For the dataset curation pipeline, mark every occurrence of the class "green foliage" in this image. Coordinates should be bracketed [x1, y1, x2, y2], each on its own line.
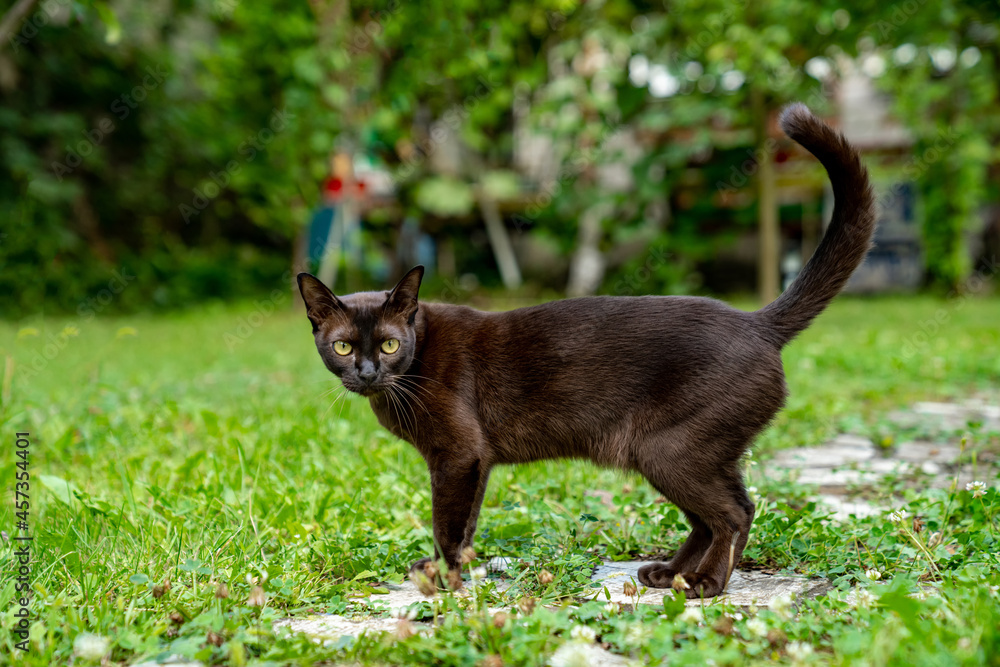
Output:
[872, 2, 1000, 290]
[2, 0, 998, 311]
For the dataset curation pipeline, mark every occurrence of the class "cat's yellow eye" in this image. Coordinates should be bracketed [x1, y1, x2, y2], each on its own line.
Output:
[381, 338, 400, 354]
[333, 341, 352, 356]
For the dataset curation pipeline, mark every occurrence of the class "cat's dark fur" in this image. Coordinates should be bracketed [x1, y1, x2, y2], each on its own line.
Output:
[297, 104, 876, 597]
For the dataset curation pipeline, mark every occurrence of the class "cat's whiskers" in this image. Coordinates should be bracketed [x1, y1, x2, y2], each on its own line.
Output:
[318, 384, 344, 400]
[393, 382, 434, 408]
[321, 386, 349, 421]
[385, 384, 417, 437]
[393, 380, 435, 401]
[392, 376, 437, 417]
[396, 372, 443, 389]
[389, 379, 431, 418]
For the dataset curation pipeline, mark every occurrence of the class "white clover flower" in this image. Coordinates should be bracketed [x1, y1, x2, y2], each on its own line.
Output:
[865, 569, 882, 581]
[887, 510, 907, 523]
[625, 623, 652, 645]
[678, 606, 703, 624]
[771, 594, 794, 620]
[746, 617, 768, 638]
[786, 640, 814, 662]
[603, 602, 618, 615]
[392, 605, 417, 621]
[73, 633, 110, 660]
[470, 566, 487, 581]
[549, 642, 596, 667]
[569, 625, 597, 643]
[853, 588, 876, 608]
[967, 481, 987, 499]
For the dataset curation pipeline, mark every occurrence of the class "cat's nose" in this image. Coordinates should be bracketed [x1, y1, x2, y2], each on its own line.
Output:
[358, 360, 378, 385]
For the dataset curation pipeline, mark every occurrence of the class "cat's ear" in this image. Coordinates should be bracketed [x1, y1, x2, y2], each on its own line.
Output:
[386, 265, 424, 324]
[297, 273, 344, 331]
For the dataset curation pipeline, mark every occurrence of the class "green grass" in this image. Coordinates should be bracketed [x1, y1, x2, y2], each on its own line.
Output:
[1, 295, 999, 665]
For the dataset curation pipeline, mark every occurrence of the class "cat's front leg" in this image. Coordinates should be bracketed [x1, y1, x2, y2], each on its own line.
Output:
[410, 456, 487, 590]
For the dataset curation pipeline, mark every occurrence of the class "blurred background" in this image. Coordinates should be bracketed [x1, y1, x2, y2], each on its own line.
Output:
[1, 0, 998, 317]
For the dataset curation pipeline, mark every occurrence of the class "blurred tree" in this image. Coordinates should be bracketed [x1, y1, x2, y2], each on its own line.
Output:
[867, 1, 999, 290]
[630, 1, 869, 303]
[1, 0, 996, 316]
[521, 0, 875, 300]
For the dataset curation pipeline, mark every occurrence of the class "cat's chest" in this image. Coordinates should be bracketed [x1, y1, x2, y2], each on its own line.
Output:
[369, 393, 423, 445]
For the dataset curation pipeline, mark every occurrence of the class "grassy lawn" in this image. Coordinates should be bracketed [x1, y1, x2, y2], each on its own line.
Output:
[1, 294, 999, 665]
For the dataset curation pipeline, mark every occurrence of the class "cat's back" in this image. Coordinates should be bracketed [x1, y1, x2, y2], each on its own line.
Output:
[497, 294, 762, 349]
[426, 293, 776, 384]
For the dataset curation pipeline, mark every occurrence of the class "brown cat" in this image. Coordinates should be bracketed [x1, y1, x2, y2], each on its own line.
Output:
[297, 104, 876, 598]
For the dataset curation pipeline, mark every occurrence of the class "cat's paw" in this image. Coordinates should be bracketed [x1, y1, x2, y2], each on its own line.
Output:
[409, 557, 435, 576]
[676, 571, 724, 599]
[637, 562, 677, 588]
[408, 557, 463, 591]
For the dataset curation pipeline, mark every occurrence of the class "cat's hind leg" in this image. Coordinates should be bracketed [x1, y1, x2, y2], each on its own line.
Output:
[637, 509, 712, 587]
[635, 441, 754, 598]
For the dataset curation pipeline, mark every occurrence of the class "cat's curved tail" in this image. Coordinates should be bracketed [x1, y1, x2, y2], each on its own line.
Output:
[756, 103, 877, 346]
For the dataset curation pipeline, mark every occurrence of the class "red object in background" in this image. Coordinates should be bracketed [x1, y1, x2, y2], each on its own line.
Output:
[323, 176, 367, 201]
[324, 177, 344, 196]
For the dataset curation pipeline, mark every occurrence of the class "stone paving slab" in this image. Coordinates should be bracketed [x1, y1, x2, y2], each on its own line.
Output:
[890, 400, 1000, 432]
[274, 613, 415, 645]
[815, 494, 883, 520]
[771, 434, 875, 468]
[274, 611, 630, 666]
[270, 561, 830, 653]
[765, 399, 999, 521]
[591, 561, 831, 608]
[345, 576, 512, 614]
[894, 441, 962, 464]
[132, 658, 204, 667]
[304, 561, 831, 617]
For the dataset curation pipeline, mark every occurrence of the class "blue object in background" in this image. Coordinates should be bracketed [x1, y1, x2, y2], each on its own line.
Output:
[306, 205, 336, 271]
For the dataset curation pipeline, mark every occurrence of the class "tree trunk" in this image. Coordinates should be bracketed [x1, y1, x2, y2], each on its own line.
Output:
[566, 204, 608, 297]
[0, 0, 40, 53]
[752, 87, 779, 304]
[477, 189, 522, 290]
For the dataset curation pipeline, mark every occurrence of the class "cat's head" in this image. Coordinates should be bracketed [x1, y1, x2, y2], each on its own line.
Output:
[297, 266, 424, 396]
